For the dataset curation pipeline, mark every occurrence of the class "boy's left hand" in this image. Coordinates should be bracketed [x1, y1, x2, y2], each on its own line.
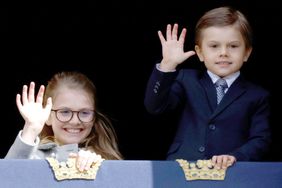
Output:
[211, 155, 236, 169]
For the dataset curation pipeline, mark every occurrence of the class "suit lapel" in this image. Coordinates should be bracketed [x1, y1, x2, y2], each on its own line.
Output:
[210, 76, 247, 120]
[199, 72, 218, 113]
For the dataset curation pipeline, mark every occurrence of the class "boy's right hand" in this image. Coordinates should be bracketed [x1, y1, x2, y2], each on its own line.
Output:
[16, 82, 52, 145]
[158, 23, 195, 72]
[211, 155, 236, 169]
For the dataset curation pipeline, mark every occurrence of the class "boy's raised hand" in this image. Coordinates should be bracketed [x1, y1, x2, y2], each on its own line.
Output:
[158, 23, 196, 72]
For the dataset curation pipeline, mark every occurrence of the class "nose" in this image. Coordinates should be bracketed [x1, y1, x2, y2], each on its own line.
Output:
[219, 46, 228, 56]
[69, 112, 81, 124]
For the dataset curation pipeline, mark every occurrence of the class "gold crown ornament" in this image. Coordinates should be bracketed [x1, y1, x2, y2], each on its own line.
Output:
[176, 159, 228, 181]
[46, 157, 104, 181]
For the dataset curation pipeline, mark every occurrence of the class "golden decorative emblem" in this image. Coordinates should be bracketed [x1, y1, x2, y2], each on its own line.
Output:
[176, 159, 227, 181]
[46, 157, 104, 181]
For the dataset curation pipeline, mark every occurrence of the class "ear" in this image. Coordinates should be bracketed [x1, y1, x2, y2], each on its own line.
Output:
[195, 45, 204, 62]
[45, 116, 52, 126]
[244, 47, 253, 62]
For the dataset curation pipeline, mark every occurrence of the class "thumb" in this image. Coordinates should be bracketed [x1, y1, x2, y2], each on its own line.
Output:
[184, 51, 196, 59]
[69, 152, 78, 158]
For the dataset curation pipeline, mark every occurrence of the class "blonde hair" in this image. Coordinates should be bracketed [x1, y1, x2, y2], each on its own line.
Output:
[40, 71, 122, 160]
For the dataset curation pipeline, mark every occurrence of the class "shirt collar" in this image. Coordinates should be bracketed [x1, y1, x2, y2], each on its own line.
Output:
[207, 70, 240, 88]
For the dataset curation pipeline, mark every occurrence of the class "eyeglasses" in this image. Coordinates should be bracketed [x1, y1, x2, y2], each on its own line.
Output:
[51, 109, 95, 123]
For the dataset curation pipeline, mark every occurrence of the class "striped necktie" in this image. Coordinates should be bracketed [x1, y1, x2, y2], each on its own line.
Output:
[215, 78, 228, 104]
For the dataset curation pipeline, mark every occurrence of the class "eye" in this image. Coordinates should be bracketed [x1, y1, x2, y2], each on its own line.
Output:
[228, 42, 240, 48]
[58, 109, 72, 116]
[79, 110, 94, 117]
[230, 44, 239, 48]
[209, 44, 218, 48]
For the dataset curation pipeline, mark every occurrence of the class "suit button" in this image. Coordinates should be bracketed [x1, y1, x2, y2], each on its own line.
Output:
[209, 124, 216, 130]
[156, 81, 160, 86]
[198, 146, 205, 153]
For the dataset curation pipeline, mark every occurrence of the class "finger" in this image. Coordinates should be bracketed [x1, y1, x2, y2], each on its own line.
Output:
[211, 155, 218, 166]
[36, 85, 45, 104]
[184, 51, 196, 59]
[178, 28, 187, 43]
[215, 156, 223, 169]
[28, 82, 35, 102]
[166, 24, 172, 40]
[227, 160, 233, 167]
[78, 151, 96, 172]
[227, 156, 236, 167]
[93, 154, 102, 163]
[45, 97, 53, 112]
[172, 23, 178, 40]
[158, 31, 166, 45]
[16, 94, 23, 111]
[77, 157, 88, 172]
[76, 150, 89, 171]
[22, 85, 28, 105]
[84, 156, 95, 171]
[221, 156, 228, 169]
[69, 152, 78, 158]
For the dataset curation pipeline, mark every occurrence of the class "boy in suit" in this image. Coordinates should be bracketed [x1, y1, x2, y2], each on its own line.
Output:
[144, 6, 271, 169]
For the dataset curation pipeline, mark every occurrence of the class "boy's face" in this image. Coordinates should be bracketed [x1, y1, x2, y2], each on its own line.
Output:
[46, 86, 94, 145]
[195, 25, 252, 77]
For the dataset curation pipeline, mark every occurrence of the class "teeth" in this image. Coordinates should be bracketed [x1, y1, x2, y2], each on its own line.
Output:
[66, 129, 81, 133]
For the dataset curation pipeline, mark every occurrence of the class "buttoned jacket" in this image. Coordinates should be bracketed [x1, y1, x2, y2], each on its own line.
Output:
[144, 67, 271, 161]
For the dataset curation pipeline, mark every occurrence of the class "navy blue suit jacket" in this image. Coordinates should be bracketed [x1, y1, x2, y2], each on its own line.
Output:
[144, 67, 271, 161]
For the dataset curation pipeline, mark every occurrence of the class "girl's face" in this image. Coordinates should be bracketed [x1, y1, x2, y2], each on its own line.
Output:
[47, 87, 94, 145]
[195, 25, 252, 77]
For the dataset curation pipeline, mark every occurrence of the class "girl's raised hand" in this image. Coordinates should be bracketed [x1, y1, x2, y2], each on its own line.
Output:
[16, 82, 52, 144]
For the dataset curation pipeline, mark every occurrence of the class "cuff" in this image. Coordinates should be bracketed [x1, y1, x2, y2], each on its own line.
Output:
[156, 63, 176, 72]
[18, 130, 40, 146]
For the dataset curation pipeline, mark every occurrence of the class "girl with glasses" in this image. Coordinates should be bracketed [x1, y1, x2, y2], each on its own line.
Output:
[5, 71, 123, 171]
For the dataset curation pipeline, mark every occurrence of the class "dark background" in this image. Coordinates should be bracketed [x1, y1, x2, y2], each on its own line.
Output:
[1, 0, 281, 161]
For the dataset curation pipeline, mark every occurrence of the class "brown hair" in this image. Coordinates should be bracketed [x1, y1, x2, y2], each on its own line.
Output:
[195, 6, 252, 49]
[40, 71, 123, 160]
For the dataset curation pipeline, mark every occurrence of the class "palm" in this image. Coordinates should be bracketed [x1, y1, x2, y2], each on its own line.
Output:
[19, 97, 50, 125]
[158, 23, 195, 66]
[162, 38, 187, 65]
[16, 82, 52, 132]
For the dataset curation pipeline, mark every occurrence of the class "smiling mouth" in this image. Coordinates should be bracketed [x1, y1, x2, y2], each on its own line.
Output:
[216, 61, 232, 65]
[64, 128, 83, 134]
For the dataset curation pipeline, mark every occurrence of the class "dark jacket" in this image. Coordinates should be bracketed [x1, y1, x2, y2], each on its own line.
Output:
[144, 67, 271, 161]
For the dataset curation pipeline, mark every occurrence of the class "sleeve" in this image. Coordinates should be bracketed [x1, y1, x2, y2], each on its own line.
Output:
[144, 65, 182, 114]
[4, 130, 40, 159]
